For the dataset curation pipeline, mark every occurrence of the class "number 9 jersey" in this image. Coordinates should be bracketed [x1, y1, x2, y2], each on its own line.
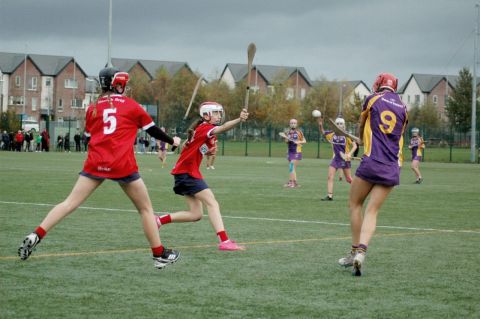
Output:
[83, 94, 155, 178]
[361, 91, 408, 167]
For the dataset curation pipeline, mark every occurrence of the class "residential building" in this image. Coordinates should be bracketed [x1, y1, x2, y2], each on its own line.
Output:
[111, 58, 194, 80]
[220, 63, 312, 100]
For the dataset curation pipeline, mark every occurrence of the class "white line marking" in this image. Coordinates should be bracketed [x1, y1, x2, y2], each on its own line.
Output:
[1, 200, 479, 234]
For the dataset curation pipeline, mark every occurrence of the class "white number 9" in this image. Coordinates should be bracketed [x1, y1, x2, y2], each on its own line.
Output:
[103, 109, 117, 135]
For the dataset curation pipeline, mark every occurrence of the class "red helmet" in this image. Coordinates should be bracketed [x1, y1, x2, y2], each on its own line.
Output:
[372, 73, 398, 93]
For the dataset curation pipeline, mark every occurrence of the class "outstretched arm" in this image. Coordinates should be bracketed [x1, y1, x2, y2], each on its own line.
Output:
[212, 108, 249, 135]
[146, 126, 180, 147]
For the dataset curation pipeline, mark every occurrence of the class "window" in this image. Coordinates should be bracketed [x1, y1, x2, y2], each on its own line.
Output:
[10, 96, 24, 105]
[286, 88, 294, 100]
[29, 77, 37, 90]
[267, 85, 275, 96]
[32, 97, 37, 111]
[15, 76, 21, 87]
[71, 98, 82, 108]
[414, 95, 420, 104]
[407, 95, 411, 103]
[300, 88, 306, 100]
[433, 95, 438, 104]
[58, 99, 63, 112]
[46, 78, 51, 86]
[64, 79, 78, 89]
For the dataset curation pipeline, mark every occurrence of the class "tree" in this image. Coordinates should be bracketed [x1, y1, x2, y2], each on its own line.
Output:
[446, 67, 478, 133]
[343, 92, 363, 126]
[128, 68, 153, 105]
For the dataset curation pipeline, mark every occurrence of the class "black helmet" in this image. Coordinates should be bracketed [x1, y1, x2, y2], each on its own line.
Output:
[99, 67, 120, 92]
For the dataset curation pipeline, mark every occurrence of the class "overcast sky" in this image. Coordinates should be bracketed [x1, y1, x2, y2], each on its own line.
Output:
[0, 0, 478, 86]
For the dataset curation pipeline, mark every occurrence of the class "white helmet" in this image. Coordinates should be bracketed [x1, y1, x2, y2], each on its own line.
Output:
[199, 101, 223, 117]
[411, 127, 419, 134]
[335, 117, 345, 128]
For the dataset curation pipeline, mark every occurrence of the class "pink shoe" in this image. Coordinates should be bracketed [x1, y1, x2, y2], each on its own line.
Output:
[218, 240, 246, 251]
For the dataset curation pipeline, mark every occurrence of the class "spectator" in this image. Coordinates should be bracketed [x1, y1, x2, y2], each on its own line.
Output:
[64, 133, 70, 152]
[15, 130, 24, 152]
[35, 133, 42, 152]
[25, 131, 32, 152]
[83, 131, 89, 152]
[138, 136, 145, 154]
[150, 136, 156, 153]
[57, 135, 63, 151]
[1, 131, 8, 150]
[9, 132, 15, 151]
[74, 131, 81, 152]
[41, 129, 50, 152]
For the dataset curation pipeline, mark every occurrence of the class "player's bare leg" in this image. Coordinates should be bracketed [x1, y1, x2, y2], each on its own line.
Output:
[19, 176, 102, 260]
[120, 178, 180, 268]
[322, 166, 336, 200]
[411, 160, 422, 183]
[342, 168, 353, 184]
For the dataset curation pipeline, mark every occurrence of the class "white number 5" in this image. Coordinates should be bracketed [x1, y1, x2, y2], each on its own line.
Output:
[103, 109, 117, 135]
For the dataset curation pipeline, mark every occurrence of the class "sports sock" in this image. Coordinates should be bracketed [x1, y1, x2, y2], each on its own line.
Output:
[151, 245, 164, 257]
[217, 230, 229, 242]
[358, 244, 368, 253]
[158, 214, 172, 225]
[35, 226, 47, 239]
[351, 244, 359, 252]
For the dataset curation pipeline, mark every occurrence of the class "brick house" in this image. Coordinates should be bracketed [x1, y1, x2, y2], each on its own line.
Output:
[220, 63, 312, 100]
[0, 52, 87, 128]
[111, 58, 194, 80]
[398, 73, 459, 121]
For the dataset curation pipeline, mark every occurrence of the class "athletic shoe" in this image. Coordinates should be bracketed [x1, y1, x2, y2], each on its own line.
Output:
[415, 177, 423, 184]
[210, 166, 215, 170]
[284, 181, 293, 187]
[206, 166, 211, 170]
[18, 232, 41, 260]
[352, 251, 366, 276]
[321, 195, 333, 201]
[338, 250, 355, 267]
[218, 240, 246, 251]
[153, 248, 180, 269]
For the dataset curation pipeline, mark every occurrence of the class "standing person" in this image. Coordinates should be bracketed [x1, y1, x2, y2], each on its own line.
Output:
[337, 73, 408, 276]
[15, 130, 24, 152]
[64, 133, 71, 152]
[18, 67, 181, 269]
[282, 119, 306, 188]
[74, 131, 82, 152]
[41, 129, 50, 152]
[157, 127, 168, 168]
[150, 136, 156, 153]
[408, 127, 425, 184]
[138, 136, 145, 154]
[206, 135, 218, 170]
[1, 130, 10, 150]
[56, 135, 63, 151]
[317, 117, 357, 201]
[154, 102, 248, 251]
[25, 130, 32, 152]
[82, 131, 89, 152]
[35, 133, 42, 152]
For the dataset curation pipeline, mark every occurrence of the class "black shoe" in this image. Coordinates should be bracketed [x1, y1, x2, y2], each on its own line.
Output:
[415, 178, 423, 184]
[321, 195, 333, 201]
[18, 232, 41, 260]
[153, 248, 180, 269]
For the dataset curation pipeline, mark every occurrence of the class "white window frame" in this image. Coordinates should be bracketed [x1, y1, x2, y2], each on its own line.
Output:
[30, 77, 37, 90]
[286, 87, 294, 100]
[433, 95, 438, 104]
[32, 97, 37, 111]
[46, 78, 51, 86]
[15, 76, 21, 87]
[64, 79, 78, 89]
[58, 98, 64, 112]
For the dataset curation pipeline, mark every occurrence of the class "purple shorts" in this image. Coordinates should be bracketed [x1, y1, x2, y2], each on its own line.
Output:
[355, 156, 400, 186]
[412, 155, 422, 161]
[287, 152, 302, 161]
[330, 158, 351, 169]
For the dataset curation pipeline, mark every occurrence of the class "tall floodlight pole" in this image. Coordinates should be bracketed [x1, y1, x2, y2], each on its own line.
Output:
[107, 0, 113, 67]
[472, 4, 479, 163]
[22, 47, 27, 127]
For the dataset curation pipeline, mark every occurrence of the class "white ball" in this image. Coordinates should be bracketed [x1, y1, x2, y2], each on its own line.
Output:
[312, 110, 321, 118]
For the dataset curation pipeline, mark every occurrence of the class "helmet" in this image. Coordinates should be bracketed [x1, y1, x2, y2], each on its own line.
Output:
[335, 117, 345, 129]
[372, 73, 398, 93]
[289, 119, 298, 129]
[199, 101, 224, 117]
[99, 67, 129, 94]
[411, 127, 419, 134]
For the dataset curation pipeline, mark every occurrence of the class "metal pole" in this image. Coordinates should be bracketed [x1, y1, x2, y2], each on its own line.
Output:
[472, 4, 480, 162]
[22, 48, 27, 127]
[107, 0, 113, 67]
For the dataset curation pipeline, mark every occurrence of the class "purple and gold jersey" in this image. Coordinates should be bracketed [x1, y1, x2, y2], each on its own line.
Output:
[287, 129, 304, 154]
[361, 91, 408, 166]
[410, 136, 424, 159]
[324, 131, 354, 161]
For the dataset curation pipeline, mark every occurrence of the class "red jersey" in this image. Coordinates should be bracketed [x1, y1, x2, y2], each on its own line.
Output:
[83, 94, 154, 178]
[171, 122, 216, 179]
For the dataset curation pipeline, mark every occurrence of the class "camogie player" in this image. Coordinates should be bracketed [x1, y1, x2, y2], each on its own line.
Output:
[206, 135, 218, 170]
[282, 119, 307, 188]
[157, 127, 168, 168]
[317, 117, 357, 201]
[337, 73, 408, 276]
[18, 67, 181, 269]
[155, 102, 248, 251]
[408, 127, 425, 184]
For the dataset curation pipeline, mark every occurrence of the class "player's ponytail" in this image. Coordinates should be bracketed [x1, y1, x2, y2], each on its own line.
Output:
[185, 117, 204, 145]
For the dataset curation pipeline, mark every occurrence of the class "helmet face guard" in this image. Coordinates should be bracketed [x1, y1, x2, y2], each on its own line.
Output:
[289, 119, 297, 129]
[411, 128, 419, 135]
[372, 73, 398, 93]
[335, 117, 345, 130]
[99, 67, 129, 94]
[199, 102, 224, 124]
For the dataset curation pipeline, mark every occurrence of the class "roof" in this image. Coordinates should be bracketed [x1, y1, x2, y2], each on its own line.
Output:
[221, 63, 312, 86]
[0, 52, 87, 77]
[398, 73, 459, 94]
[111, 58, 192, 79]
[313, 80, 371, 94]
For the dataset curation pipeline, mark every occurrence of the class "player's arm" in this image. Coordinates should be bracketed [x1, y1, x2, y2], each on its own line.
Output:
[347, 140, 357, 158]
[212, 108, 249, 135]
[146, 126, 180, 147]
[317, 117, 326, 136]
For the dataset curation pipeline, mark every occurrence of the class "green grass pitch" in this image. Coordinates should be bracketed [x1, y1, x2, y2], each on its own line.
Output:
[1, 151, 479, 318]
